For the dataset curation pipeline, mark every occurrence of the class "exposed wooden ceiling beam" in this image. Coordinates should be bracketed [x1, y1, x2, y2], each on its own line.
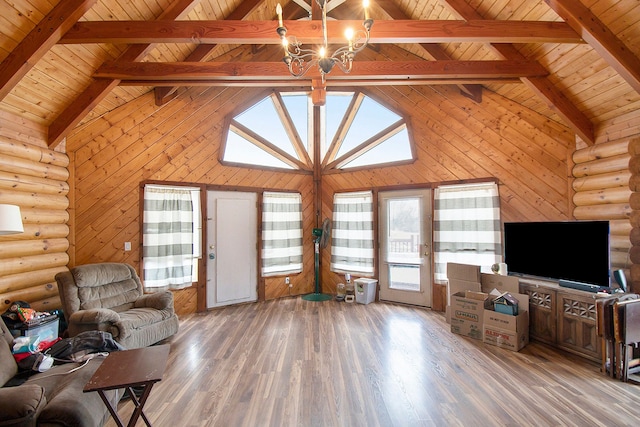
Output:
[47, 0, 206, 148]
[93, 60, 549, 81]
[118, 78, 524, 86]
[0, 0, 98, 102]
[60, 20, 582, 44]
[154, 0, 265, 106]
[442, 0, 594, 145]
[544, 0, 640, 95]
[370, 0, 482, 102]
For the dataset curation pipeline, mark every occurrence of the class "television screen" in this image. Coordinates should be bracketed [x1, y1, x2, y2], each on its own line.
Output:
[503, 221, 610, 288]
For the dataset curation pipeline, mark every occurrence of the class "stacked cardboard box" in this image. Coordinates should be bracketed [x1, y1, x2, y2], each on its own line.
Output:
[446, 263, 530, 351]
[450, 290, 488, 340]
[483, 291, 529, 351]
[480, 273, 520, 295]
[445, 263, 481, 324]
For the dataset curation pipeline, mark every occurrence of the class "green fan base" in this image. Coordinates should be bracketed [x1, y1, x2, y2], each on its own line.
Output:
[301, 293, 333, 302]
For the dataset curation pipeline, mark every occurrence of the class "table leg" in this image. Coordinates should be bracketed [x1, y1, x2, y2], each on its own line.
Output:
[98, 390, 125, 427]
[127, 384, 155, 427]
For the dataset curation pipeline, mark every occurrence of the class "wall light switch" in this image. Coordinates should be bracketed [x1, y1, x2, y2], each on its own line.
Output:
[124, 242, 131, 251]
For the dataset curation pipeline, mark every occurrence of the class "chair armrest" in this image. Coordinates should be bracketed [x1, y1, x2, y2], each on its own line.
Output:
[68, 308, 121, 325]
[0, 384, 46, 424]
[67, 309, 123, 339]
[134, 291, 175, 311]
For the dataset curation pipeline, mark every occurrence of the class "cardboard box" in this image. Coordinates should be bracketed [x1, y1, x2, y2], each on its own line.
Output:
[483, 292, 529, 351]
[480, 273, 520, 294]
[447, 279, 481, 306]
[446, 263, 482, 324]
[483, 323, 529, 351]
[450, 291, 488, 340]
[447, 263, 481, 282]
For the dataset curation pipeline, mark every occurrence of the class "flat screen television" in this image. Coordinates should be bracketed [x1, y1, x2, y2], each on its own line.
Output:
[503, 221, 610, 288]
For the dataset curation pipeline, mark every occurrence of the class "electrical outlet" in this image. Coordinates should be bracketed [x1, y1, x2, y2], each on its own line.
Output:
[285, 276, 290, 285]
[124, 242, 131, 251]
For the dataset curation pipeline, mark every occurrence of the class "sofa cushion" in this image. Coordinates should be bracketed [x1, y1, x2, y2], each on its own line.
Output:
[0, 384, 46, 426]
[0, 320, 18, 385]
[26, 358, 119, 427]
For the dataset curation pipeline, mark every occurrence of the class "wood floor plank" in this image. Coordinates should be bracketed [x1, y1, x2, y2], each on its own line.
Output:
[104, 298, 640, 427]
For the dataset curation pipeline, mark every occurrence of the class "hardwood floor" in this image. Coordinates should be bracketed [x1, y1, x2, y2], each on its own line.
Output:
[106, 297, 640, 426]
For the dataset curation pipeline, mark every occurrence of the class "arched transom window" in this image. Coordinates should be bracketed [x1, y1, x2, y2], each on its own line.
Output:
[222, 90, 415, 172]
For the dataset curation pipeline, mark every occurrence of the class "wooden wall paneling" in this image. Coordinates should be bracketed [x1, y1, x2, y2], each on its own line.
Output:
[594, 109, 640, 144]
[405, 86, 569, 219]
[73, 88, 226, 230]
[68, 85, 318, 308]
[427, 86, 569, 209]
[68, 93, 166, 152]
[433, 85, 570, 169]
[171, 287, 197, 316]
[477, 87, 573, 146]
[320, 79, 579, 298]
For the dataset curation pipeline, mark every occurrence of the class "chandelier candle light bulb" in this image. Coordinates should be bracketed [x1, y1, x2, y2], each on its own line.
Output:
[276, 3, 283, 28]
[345, 28, 354, 51]
[275, 0, 373, 79]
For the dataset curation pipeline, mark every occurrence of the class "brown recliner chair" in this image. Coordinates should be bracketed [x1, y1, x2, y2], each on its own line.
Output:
[55, 263, 179, 349]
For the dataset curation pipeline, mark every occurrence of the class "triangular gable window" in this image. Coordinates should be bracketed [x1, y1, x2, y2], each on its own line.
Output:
[221, 91, 414, 172]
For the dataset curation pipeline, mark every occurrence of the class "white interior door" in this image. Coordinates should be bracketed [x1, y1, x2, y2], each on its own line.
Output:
[206, 191, 257, 308]
[378, 189, 432, 307]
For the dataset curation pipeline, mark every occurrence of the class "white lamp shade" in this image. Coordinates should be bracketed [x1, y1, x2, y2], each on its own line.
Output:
[0, 204, 24, 235]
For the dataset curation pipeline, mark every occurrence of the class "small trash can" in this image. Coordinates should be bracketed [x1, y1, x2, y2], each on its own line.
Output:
[354, 278, 377, 304]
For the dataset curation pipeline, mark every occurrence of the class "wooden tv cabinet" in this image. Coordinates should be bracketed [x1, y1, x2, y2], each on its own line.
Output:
[518, 278, 602, 363]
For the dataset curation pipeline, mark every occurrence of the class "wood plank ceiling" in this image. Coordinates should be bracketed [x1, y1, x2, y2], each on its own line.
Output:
[0, 0, 639, 148]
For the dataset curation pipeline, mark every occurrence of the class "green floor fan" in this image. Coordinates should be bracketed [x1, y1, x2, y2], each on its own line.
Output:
[302, 218, 333, 301]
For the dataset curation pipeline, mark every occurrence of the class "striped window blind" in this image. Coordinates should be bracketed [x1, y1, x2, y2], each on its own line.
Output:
[261, 192, 303, 276]
[433, 182, 502, 282]
[331, 191, 375, 274]
[143, 186, 198, 290]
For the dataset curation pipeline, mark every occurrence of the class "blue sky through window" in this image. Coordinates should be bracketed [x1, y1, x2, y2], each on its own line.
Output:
[337, 96, 401, 158]
[223, 91, 413, 171]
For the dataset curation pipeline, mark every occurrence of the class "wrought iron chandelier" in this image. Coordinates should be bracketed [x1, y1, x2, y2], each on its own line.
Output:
[276, 0, 373, 80]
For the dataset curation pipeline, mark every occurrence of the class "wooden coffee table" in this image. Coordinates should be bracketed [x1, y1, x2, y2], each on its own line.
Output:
[84, 344, 170, 427]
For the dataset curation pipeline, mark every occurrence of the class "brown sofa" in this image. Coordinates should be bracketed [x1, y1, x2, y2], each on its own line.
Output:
[0, 318, 119, 427]
[55, 263, 179, 350]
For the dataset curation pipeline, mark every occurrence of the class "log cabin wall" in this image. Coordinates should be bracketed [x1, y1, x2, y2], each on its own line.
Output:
[628, 137, 640, 293]
[0, 110, 70, 313]
[572, 137, 634, 291]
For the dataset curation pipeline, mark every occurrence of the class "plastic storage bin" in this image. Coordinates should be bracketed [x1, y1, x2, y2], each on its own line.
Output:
[355, 278, 377, 304]
[11, 318, 59, 342]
